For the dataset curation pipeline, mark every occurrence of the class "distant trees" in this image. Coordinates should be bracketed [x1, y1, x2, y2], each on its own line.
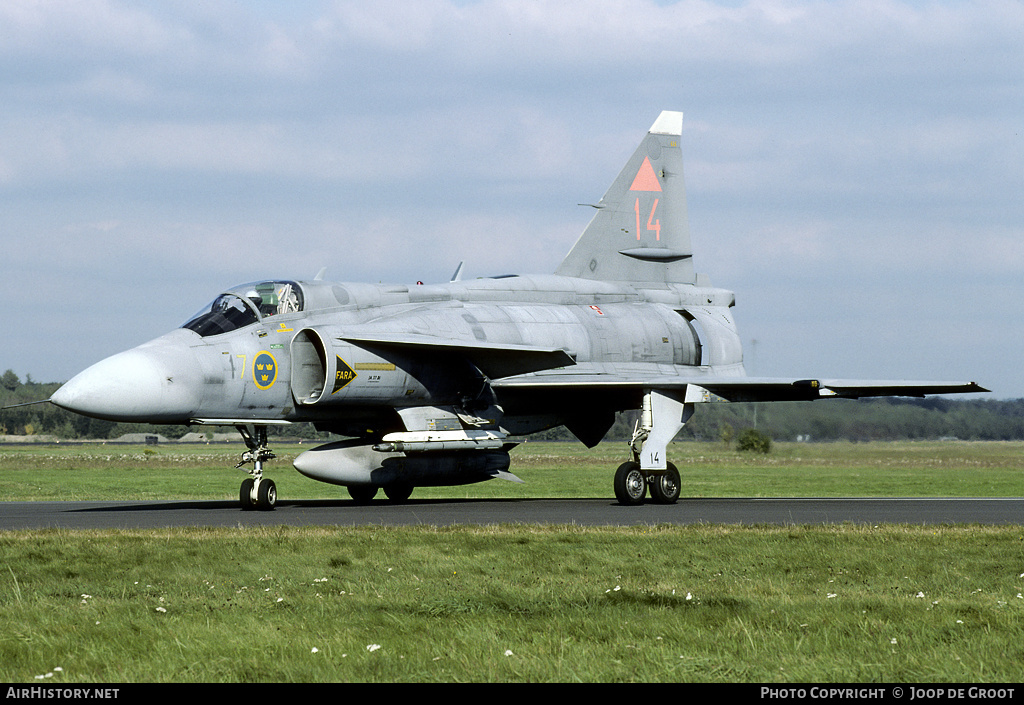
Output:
[1, 370, 118, 438]
[597, 398, 1024, 445]
[675, 398, 1024, 443]
[572, 397, 1024, 446]
[1, 369, 20, 392]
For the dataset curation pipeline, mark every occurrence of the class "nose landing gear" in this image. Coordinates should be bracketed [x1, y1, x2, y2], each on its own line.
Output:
[236, 424, 277, 511]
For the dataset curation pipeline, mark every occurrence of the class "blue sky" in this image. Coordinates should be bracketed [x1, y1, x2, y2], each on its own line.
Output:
[3, 0, 1021, 397]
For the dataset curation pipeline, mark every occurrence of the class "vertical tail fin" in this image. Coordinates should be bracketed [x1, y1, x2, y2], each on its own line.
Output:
[556, 111, 695, 285]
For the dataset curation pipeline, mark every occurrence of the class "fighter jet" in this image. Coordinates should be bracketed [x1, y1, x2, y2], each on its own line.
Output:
[50, 111, 986, 509]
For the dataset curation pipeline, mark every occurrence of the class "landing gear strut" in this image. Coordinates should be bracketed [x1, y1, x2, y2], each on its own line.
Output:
[236, 424, 277, 511]
[614, 390, 692, 505]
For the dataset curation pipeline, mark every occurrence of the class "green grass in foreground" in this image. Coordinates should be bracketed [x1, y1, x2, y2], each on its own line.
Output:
[1, 525, 1023, 683]
[1, 441, 1023, 683]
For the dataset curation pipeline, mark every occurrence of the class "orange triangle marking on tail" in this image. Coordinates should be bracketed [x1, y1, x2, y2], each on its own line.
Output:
[629, 157, 662, 192]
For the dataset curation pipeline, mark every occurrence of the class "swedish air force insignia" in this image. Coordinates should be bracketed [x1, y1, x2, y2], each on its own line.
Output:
[253, 351, 277, 390]
[333, 356, 357, 394]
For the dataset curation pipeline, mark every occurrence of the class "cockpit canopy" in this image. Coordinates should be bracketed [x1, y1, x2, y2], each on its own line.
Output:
[182, 281, 303, 337]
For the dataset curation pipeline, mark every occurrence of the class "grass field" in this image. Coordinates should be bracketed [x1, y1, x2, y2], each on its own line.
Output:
[1, 440, 1023, 683]
[2, 438, 1023, 501]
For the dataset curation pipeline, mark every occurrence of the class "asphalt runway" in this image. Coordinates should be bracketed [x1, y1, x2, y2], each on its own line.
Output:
[0, 497, 1021, 530]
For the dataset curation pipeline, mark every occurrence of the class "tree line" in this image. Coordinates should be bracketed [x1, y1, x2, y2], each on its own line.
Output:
[545, 396, 1024, 444]
[3, 368, 1021, 442]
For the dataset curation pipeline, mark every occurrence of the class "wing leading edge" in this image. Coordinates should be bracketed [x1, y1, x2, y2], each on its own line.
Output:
[339, 333, 577, 379]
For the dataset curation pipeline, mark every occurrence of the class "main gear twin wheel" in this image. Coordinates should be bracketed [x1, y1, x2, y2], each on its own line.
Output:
[613, 461, 680, 505]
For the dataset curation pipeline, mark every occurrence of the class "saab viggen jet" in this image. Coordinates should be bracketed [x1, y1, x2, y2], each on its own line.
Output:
[50, 111, 986, 509]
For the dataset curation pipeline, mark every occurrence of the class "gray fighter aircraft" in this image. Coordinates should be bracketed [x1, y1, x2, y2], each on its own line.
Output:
[50, 111, 986, 509]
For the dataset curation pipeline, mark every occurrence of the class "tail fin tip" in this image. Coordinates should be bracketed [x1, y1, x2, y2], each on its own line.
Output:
[650, 111, 683, 136]
[555, 110, 694, 286]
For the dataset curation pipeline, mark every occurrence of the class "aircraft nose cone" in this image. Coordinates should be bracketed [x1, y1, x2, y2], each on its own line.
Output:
[52, 340, 203, 423]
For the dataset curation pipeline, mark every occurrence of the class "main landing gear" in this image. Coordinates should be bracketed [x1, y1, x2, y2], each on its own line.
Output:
[613, 390, 693, 506]
[614, 461, 681, 506]
[236, 424, 277, 511]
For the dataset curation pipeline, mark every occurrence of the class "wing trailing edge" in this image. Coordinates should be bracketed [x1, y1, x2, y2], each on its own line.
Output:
[492, 373, 987, 402]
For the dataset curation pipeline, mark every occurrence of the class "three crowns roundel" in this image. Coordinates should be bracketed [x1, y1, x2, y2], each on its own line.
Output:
[253, 351, 277, 390]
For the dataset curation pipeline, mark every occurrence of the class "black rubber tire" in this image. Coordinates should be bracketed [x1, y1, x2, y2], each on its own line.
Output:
[614, 461, 647, 505]
[239, 478, 255, 511]
[649, 463, 681, 504]
[256, 478, 277, 511]
[347, 485, 378, 504]
[384, 482, 414, 503]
